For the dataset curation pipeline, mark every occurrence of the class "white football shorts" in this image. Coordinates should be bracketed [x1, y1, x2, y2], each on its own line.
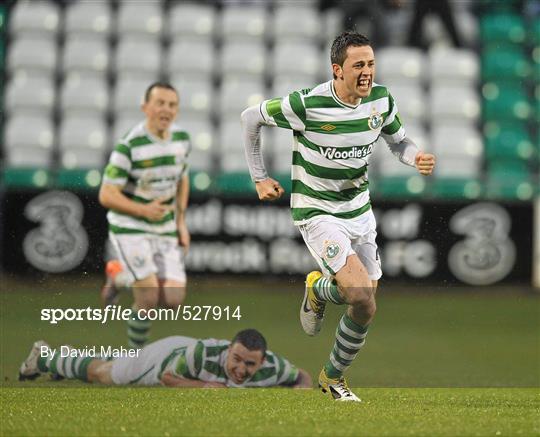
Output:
[109, 233, 186, 283]
[111, 336, 196, 386]
[297, 209, 382, 280]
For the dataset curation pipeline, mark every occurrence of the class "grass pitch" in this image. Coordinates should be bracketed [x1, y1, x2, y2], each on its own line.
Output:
[1, 276, 539, 435]
[1, 387, 538, 436]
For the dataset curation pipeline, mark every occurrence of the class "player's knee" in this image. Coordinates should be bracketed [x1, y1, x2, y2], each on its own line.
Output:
[163, 294, 183, 309]
[137, 295, 159, 311]
[348, 290, 376, 317]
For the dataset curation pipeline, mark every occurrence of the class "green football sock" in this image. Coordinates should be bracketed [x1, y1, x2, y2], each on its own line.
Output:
[324, 312, 368, 379]
[313, 276, 345, 304]
[37, 349, 93, 381]
[127, 308, 151, 348]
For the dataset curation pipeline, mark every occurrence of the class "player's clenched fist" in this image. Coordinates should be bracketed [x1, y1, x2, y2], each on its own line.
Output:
[415, 152, 436, 176]
[255, 178, 285, 201]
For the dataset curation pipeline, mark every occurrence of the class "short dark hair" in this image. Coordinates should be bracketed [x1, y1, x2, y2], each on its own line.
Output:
[144, 81, 178, 102]
[330, 31, 371, 79]
[231, 329, 267, 355]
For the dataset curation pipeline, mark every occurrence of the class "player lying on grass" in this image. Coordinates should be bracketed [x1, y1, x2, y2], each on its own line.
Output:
[19, 329, 312, 389]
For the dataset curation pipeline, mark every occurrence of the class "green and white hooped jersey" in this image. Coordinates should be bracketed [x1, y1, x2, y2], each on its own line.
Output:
[261, 80, 406, 225]
[163, 338, 299, 387]
[102, 122, 191, 236]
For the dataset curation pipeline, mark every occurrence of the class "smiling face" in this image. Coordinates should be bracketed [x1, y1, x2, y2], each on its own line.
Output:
[142, 86, 179, 139]
[333, 45, 375, 103]
[225, 342, 265, 385]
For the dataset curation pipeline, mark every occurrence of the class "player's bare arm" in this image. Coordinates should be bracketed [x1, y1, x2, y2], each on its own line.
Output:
[176, 173, 191, 251]
[160, 371, 226, 388]
[291, 368, 313, 389]
[99, 184, 172, 221]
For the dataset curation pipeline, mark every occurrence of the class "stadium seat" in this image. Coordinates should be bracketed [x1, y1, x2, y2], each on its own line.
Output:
[271, 75, 317, 97]
[112, 114, 144, 144]
[486, 161, 534, 200]
[219, 118, 244, 153]
[60, 75, 109, 116]
[167, 3, 215, 40]
[115, 38, 162, 78]
[116, 2, 163, 37]
[4, 114, 54, 163]
[272, 5, 320, 43]
[60, 148, 107, 170]
[375, 152, 427, 198]
[62, 37, 110, 75]
[166, 39, 214, 80]
[272, 42, 321, 81]
[8, 0, 59, 37]
[220, 5, 267, 42]
[385, 83, 427, 125]
[480, 13, 526, 45]
[64, 1, 112, 37]
[377, 47, 427, 85]
[429, 48, 479, 87]
[59, 114, 108, 156]
[172, 77, 213, 117]
[323, 8, 344, 45]
[112, 78, 148, 114]
[484, 122, 535, 161]
[6, 36, 57, 74]
[482, 48, 531, 81]
[218, 79, 266, 116]
[432, 124, 483, 163]
[182, 121, 214, 173]
[482, 84, 532, 122]
[221, 41, 266, 79]
[5, 74, 55, 114]
[431, 84, 480, 122]
[271, 129, 295, 173]
[5, 146, 52, 168]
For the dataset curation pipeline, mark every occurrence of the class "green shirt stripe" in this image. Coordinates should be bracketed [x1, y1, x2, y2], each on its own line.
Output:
[129, 135, 153, 148]
[172, 131, 189, 141]
[104, 164, 128, 179]
[249, 367, 277, 383]
[304, 95, 343, 109]
[289, 91, 306, 123]
[292, 151, 368, 180]
[292, 179, 368, 201]
[291, 201, 372, 221]
[114, 143, 131, 158]
[305, 112, 389, 134]
[132, 156, 176, 170]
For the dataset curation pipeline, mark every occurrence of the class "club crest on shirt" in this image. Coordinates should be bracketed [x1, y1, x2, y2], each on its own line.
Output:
[323, 241, 341, 259]
[368, 109, 384, 130]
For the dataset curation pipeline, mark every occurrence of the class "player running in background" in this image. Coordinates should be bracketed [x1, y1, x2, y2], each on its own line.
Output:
[241, 32, 435, 401]
[99, 82, 191, 348]
[19, 329, 312, 389]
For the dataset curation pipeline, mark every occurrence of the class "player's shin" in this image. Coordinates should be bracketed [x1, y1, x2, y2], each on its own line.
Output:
[324, 312, 368, 379]
[127, 306, 152, 348]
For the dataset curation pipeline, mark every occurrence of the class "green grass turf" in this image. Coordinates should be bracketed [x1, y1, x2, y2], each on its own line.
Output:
[1, 276, 539, 435]
[1, 387, 539, 436]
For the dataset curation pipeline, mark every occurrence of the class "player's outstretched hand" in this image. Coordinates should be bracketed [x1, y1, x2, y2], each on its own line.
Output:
[415, 152, 436, 176]
[255, 178, 285, 201]
[141, 196, 173, 221]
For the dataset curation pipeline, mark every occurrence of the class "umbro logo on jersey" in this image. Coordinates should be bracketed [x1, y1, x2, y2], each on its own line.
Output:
[321, 124, 336, 131]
